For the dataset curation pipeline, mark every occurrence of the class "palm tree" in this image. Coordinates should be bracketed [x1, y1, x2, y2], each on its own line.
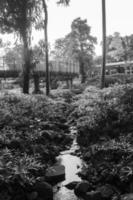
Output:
[41, 0, 70, 96]
[0, 0, 42, 94]
[101, 0, 106, 89]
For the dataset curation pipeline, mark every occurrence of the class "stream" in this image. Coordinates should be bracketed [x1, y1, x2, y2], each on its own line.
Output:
[53, 137, 84, 200]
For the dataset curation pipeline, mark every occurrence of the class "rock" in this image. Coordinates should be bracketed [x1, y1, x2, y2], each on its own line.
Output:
[77, 164, 80, 169]
[74, 181, 91, 198]
[33, 181, 53, 200]
[84, 191, 102, 200]
[64, 181, 80, 190]
[121, 193, 133, 200]
[45, 165, 65, 183]
[77, 169, 88, 179]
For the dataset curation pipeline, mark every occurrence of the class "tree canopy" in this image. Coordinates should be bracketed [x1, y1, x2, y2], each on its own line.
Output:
[52, 17, 97, 83]
[106, 32, 133, 62]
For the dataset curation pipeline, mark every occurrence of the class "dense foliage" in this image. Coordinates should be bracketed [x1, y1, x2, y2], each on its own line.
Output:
[70, 84, 133, 144]
[70, 84, 133, 199]
[0, 92, 72, 198]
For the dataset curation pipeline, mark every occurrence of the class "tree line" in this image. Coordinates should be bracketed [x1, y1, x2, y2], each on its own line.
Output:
[95, 32, 133, 65]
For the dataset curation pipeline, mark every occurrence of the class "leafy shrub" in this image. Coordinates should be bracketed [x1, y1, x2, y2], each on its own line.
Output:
[104, 76, 121, 87]
[72, 84, 133, 198]
[0, 92, 73, 195]
[69, 84, 133, 144]
[80, 136, 133, 194]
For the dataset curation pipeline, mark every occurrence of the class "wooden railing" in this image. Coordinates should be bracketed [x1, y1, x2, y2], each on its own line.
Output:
[0, 58, 80, 78]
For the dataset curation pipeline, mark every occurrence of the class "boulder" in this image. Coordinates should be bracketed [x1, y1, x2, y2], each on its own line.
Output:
[45, 165, 65, 183]
[33, 181, 53, 200]
[65, 181, 80, 190]
[74, 181, 91, 198]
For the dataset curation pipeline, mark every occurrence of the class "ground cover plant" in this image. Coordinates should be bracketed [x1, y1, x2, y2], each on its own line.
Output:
[0, 92, 73, 199]
[70, 84, 133, 144]
[87, 74, 133, 88]
[69, 84, 133, 199]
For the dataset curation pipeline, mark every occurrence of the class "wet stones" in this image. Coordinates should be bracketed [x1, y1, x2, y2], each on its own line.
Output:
[45, 165, 65, 183]
[65, 180, 116, 200]
[33, 181, 53, 200]
[65, 181, 80, 190]
[74, 180, 91, 198]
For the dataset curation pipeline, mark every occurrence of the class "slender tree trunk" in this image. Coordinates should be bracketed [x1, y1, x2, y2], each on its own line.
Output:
[21, 1, 31, 94]
[101, 0, 106, 89]
[22, 34, 31, 94]
[42, 0, 50, 96]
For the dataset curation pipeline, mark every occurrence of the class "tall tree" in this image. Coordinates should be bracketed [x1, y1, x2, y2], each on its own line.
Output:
[35, 0, 70, 95]
[106, 33, 133, 62]
[71, 18, 97, 83]
[41, 0, 70, 95]
[101, 0, 106, 89]
[106, 32, 124, 62]
[121, 35, 133, 61]
[53, 18, 97, 83]
[51, 37, 68, 59]
[41, 0, 50, 96]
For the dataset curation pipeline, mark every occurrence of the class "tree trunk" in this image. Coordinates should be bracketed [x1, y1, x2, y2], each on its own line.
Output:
[101, 0, 106, 89]
[22, 36, 31, 94]
[23, 65, 30, 94]
[42, 0, 50, 96]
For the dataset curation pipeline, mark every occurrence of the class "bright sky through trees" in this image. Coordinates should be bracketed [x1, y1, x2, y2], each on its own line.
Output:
[1, 0, 133, 55]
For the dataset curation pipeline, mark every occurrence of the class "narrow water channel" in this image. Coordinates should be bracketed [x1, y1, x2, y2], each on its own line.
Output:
[53, 138, 84, 200]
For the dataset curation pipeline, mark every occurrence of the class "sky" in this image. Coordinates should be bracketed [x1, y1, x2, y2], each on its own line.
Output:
[1, 0, 133, 56]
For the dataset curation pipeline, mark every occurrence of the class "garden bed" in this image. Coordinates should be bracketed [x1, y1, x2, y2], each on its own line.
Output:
[69, 84, 133, 199]
[0, 92, 73, 199]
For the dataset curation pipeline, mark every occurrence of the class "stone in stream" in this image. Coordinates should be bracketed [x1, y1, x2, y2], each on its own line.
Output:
[33, 181, 53, 200]
[74, 180, 91, 198]
[45, 165, 65, 183]
[64, 181, 80, 190]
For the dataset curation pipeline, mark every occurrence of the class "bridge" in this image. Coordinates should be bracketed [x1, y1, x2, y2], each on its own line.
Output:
[0, 57, 80, 81]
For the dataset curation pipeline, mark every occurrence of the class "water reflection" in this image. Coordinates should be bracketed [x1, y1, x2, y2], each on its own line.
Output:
[58, 154, 82, 185]
[53, 140, 83, 200]
[54, 186, 77, 200]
